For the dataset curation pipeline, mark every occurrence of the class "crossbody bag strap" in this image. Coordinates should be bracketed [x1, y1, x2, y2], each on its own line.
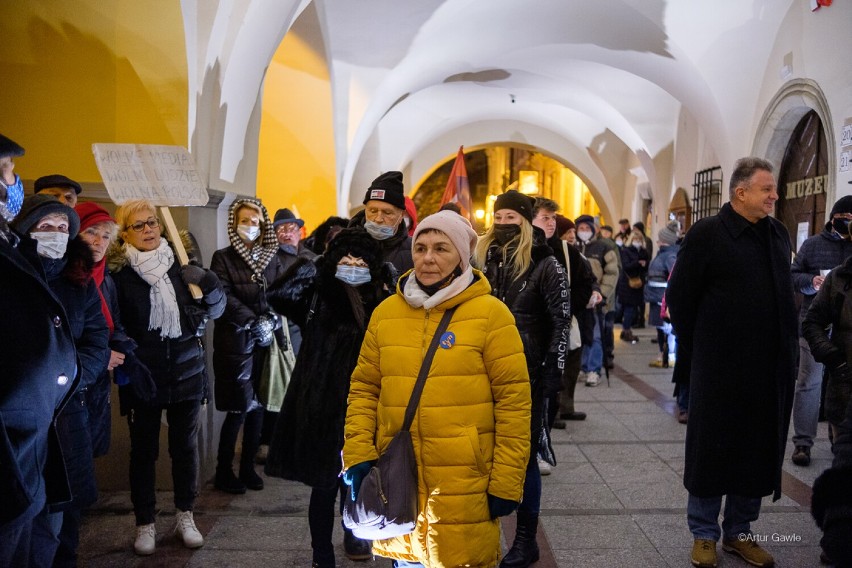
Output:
[401, 307, 457, 432]
[561, 240, 572, 286]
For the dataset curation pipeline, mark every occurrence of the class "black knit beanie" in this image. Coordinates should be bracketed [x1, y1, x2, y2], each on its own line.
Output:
[363, 171, 406, 210]
[493, 190, 534, 223]
[12, 194, 80, 239]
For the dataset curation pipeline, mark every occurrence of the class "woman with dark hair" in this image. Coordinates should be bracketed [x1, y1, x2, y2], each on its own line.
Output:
[265, 227, 396, 566]
[111, 199, 225, 556]
[473, 190, 570, 568]
[616, 228, 649, 344]
[210, 198, 285, 495]
[11, 195, 110, 567]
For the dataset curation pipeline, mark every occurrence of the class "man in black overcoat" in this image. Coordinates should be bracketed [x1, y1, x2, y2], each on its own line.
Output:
[0, 215, 79, 566]
[666, 157, 797, 568]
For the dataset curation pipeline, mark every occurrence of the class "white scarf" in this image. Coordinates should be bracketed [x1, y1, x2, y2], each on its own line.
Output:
[403, 265, 474, 309]
[125, 238, 182, 339]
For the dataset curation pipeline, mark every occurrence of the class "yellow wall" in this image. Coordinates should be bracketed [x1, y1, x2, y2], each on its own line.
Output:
[256, 28, 336, 234]
[2, 1, 187, 186]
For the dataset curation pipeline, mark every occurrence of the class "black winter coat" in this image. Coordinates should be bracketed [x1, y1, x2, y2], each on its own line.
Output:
[210, 246, 287, 412]
[802, 255, 852, 424]
[264, 256, 395, 488]
[482, 233, 570, 452]
[616, 245, 649, 306]
[667, 203, 797, 500]
[111, 239, 226, 410]
[43, 237, 110, 510]
[0, 231, 78, 528]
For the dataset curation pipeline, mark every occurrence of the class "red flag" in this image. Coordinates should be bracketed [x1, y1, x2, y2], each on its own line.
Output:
[439, 146, 473, 221]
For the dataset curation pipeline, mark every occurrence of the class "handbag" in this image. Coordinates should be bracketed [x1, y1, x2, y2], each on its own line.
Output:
[562, 241, 582, 351]
[342, 307, 457, 540]
[628, 275, 643, 289]
[258, 316, 295, 413]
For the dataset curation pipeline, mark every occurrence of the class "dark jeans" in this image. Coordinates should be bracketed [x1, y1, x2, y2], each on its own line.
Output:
[54, 507, 82, 568]
[622, 304, 638, 332]
[517, 452, 542, 515]
[128, 400, 201, 526]
[217, 407, 263, 475]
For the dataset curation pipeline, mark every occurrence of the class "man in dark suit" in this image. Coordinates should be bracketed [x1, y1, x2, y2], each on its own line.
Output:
[0, 211, 79, 565]
[667, 157, 797, 568]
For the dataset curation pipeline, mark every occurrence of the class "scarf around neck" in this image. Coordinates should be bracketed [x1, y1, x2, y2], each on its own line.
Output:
[403, 265, 474, 309]
[125, 238, 182, 339]
[91, 258, 115, 334]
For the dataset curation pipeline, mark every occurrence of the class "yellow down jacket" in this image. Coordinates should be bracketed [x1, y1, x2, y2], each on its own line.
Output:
[343, 270, 531, 567]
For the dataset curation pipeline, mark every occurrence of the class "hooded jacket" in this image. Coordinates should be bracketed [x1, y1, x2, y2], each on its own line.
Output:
[343, 270, 530, 567]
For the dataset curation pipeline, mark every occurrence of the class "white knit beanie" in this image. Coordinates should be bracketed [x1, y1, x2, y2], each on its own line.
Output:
[412, 210, 478, 270]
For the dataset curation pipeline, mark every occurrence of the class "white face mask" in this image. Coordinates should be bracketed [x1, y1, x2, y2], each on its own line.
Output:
[615, 238, 624, 247]
[237, 224, 260, 242]
[632, 241, 642, 250]
[32, 231, 69, 259]
[577, 230, 593, 243]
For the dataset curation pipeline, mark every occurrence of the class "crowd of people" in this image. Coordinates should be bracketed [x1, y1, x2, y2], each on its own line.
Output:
[2, 132, 852, 568]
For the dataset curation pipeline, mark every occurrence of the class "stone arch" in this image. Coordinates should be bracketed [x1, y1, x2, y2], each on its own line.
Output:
[752, 79, 836, 210]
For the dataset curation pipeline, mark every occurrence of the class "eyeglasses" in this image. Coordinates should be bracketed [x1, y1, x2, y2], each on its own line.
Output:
[276, 224, 299, 234]
[129, 218, 160, 232]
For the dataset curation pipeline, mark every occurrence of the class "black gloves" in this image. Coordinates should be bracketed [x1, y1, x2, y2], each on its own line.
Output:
[115, 351, 157, 402]
[180, 264, 220, 293]
[542, 353, 564, 397]
[825, 363, 852, 424]
[250, 314, 276, 347]
[487, 493, 519, 519]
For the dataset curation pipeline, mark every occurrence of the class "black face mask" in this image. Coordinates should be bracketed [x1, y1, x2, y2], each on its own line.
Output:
[416, 264, 463, 297]
[832, 217, 851, 237]
[492, 223, 521, 245]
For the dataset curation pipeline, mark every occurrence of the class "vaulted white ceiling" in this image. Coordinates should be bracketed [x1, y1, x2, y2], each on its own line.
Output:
[185, 0, 821, 221]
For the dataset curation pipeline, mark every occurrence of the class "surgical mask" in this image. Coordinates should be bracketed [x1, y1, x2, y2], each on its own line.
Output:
[335, 265, 371, 286]
[831, 217, 851, 237]
[493, 223, 521, 245]
[632, 242, 642, 250]
[615, 238, 624, 247]
[237, 225, 260, 242]
[577, 230, 593, 242]
[32, 231, 69, 259]
[364, 220, 397, 241]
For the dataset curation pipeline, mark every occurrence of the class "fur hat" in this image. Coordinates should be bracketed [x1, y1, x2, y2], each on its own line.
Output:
[0, 133, 25, 159]
[12, 194, 80, 239]
[273, 207, 304, 229]
[35, 174, 83, 195]
[413, 210, 478, 270]
[322, 227, 385, 281]
[658, 220, 680, 246]
[575, 214, 596, 230]
[363, 171, 406, 210]
[76, 202, 115, 232]
[555, 214, 575, 238]
[494, 190, 534, 223]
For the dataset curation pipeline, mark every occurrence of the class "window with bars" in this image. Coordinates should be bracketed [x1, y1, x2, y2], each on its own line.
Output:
[692, 166, 723, 224]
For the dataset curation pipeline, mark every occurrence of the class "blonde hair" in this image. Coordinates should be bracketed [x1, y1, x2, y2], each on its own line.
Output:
[628, 228, 646, 248]
[472, 220, 533, 281]
[115, 200, 157, 234]
[232, 201, 265, 230]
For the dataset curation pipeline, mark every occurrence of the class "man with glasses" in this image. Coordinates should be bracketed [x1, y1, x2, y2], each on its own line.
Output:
[352, 171, 412, 274]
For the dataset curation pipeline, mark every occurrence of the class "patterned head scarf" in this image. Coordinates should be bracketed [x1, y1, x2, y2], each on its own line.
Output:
[227, 198, 278, 282]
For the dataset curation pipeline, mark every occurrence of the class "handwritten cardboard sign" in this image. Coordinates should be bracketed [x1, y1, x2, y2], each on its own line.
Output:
[92, 144, 209, 206]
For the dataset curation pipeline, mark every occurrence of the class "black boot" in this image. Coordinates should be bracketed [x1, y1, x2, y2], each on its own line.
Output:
[343, 527, 372, 560]
[500, 512, 539, 568]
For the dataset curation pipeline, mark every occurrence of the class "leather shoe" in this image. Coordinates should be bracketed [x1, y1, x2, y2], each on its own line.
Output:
[343, 527, 371, 560]
[560, 411, 587, 421]
[721, 537, 774, 567]
[239, 468, 264, 491]
[677, 410, 688, 424]
[791, 445, 811, 466]
[691, 539, 717, 568]
[214, 469, 246, 494]
[551, 420, 567, 429]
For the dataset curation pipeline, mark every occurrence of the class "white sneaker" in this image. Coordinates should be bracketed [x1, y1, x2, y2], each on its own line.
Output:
[585, 371, 600, 387]
[537, 457, 552, 476]
[174, 510, 204, 549]
[134, 523, 156, 556]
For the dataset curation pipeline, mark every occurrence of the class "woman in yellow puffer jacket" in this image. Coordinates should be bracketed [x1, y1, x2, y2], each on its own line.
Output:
[343, 210, 531, 568]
